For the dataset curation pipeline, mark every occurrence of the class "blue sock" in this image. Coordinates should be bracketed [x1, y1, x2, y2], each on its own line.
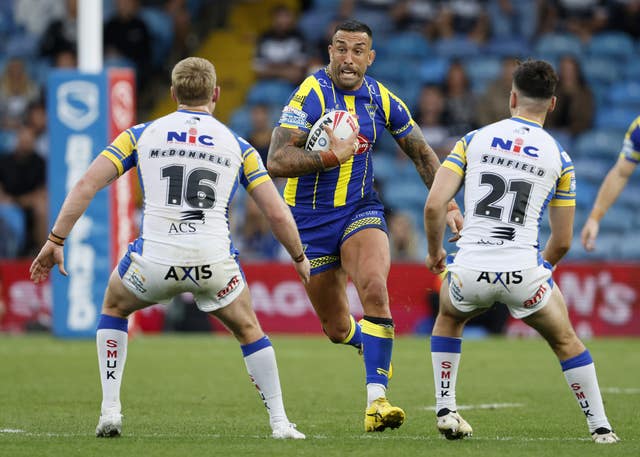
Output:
[96, 314, 128, 332]
[360, 316, 394, 387]
[341, 315, 363, 350]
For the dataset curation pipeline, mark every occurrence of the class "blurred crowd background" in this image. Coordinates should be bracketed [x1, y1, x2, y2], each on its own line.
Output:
[1, 0, 640, 265]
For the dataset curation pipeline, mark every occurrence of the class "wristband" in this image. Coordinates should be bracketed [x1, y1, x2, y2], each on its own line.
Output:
[47, 237, 64, 247]
[292, 252, 306, 263]
[319, 149, 340, 169]
[49, 230, 66, 241]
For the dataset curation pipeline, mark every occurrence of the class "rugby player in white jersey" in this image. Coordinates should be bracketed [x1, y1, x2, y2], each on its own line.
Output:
[29, 57, 309, 440]
[423, 59, 619, 444]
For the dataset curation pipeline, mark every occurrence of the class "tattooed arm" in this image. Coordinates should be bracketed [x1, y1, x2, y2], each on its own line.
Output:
[267, 125, 360, 178]
[397, 127, 464, 240]
[395, 127, 441, 189]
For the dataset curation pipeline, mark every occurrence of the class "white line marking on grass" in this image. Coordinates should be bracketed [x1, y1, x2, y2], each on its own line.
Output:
[601, 387, 640, 394]
[423, 403, 524, 411]
[0, 429, 25, 433]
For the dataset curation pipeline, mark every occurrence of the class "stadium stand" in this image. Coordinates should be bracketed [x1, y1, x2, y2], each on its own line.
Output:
[2, 0, 640, 262]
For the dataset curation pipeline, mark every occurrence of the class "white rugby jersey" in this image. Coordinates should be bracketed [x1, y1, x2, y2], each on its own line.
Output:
[442, 116, 576, 271]
[101, 109, 270, 265]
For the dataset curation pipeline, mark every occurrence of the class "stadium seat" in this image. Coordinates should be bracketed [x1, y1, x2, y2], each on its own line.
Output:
[245, 80, 295, 106]
[574, 181, 598, 209]
[368, 56, 404, 85]
[0, 129, 16, 153]
[598, 207, 634, 232]
[573, 129, 623, 158]
[464, 56, 501, 89]
[534, 33, 583, 59]
[228, 105, 252, 139]
[607, 81, 640, 108]
[594, 107, 638, 130]
[419, 57, 449, 84]
[484, 36, 531, 58]
[572, 157, 614, 184]
[624, 59, 640, 80]
[587, 32, 635, 61]
[581, 56, 621, 86]
[434, 36, 479, 59]
[298, 9, 334, 43]
[0, 203, 26, 257]
[140, 7, 175, 69]
[384, 32, 432, 59]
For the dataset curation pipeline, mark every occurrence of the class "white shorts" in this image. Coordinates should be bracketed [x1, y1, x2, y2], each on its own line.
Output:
[118, 252, 245, 312]
[446, 262, 554, 319]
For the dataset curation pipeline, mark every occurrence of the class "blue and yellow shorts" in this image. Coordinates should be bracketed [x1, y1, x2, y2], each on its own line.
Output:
[291, 196, 388, 275]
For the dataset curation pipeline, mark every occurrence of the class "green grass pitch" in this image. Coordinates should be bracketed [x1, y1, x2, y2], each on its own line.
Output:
[1, 334, 638, 457]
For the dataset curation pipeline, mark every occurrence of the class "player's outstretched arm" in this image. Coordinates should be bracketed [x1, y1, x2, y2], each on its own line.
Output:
[29, 155, 120, 283]
[396, 128, 464, 237]
[249, 180, 310, 284]
[424, 167, 462, 274]
[581, 157, 636, 251]
[544, 205, 575, 266]
[266, 125, 358, 177]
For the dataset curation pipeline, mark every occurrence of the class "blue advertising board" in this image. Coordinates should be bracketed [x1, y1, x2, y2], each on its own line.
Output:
[47, 70, 111, 338]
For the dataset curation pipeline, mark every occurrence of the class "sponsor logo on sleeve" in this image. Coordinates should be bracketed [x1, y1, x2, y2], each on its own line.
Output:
[278, 106, 307, 128]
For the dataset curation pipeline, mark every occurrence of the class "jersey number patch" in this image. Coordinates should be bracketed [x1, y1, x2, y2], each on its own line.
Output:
[161, 165, 218, 209]
[474, 173, 532, 225]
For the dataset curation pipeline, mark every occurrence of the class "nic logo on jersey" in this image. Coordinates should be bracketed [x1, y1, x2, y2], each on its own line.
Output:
[167, 128, 214, 147]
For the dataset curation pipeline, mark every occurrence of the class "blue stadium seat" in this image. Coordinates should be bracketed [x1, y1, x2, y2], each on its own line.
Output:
[581, 56, 621, 86]
[384, 32, 432, 59]
[140, 7, 175, 68]
[434, 36, 479, 59]
[624, 59, 640, 80]
[587, 32, 635, 61]
[594, 107, 638, 130]
[0, 203, 26, 257]
[617, 232, 640, 260]
[368, 56, 404, 85]
[419, 57, 449, 84]
[534, 33, 583, 59]
[228, 106, 252, 139]
[607, 81, 640, 108]
[484, 37, 531, 58]
[0, 129, 16, 153]
[464, 56, 501, 88]
[573, 129, 623, 158]
[572, 157, 614, 184]
[298, 9, 334, 43]
[246, 80, 295, 106]
[598, 207, 634, 232]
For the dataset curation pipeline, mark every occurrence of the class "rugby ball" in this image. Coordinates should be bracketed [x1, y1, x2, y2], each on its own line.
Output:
[305, 110, 359, 151]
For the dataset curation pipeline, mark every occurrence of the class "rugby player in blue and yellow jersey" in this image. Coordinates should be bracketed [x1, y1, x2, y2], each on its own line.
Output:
[267, 19, 464, 432]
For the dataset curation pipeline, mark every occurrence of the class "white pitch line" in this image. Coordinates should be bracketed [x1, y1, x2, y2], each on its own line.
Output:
[601, 387, 640, 394]
[424, 403, 524, 411]
[0, 429, 25, 433]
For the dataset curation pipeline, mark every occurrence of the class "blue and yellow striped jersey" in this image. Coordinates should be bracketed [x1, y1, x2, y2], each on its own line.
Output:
[620, 115, 640, 163]
[277, 68, 415, 209]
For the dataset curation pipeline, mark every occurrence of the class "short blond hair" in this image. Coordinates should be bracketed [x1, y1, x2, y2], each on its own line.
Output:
[171, 57, 216, 106]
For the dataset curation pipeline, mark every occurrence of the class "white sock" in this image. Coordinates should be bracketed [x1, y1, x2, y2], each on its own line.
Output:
[96, 328, 128, 415]
[431, 336, 462, 412]
[367, 383, 386, 406]
[562, 352, 612, 432]
[243, 343, 288, 427]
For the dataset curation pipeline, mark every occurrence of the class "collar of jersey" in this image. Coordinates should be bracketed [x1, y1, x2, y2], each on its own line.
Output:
[178, 109, 212, 116]
[511, 116, 542, 128]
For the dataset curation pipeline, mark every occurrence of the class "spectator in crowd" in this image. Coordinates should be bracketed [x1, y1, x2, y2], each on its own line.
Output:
[253, 4, 308, 85]
[476, 56, 518, 126]
[545, 55, 594, 137]
[537, 0, 608, 41]
[247, 104, 275, 163]
[25, 100, 48, 159]
[433, 0, 490, 44]
[39, 0, 77, 63]
[14, 0, 65, 38]
[54, 49, 77, 68]
[0, 124, 47, 255]
[442, 60, 478, 137]
[414, 84, 450, 159]
[607, 0, 640, 39]
[387, 211, 420, 262]
[0, 57, 40, 130]
[104, 0, 152, 87]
